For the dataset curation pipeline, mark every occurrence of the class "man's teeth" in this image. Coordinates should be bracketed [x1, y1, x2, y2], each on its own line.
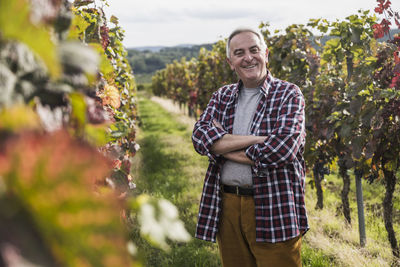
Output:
[244, 65, 256, 69]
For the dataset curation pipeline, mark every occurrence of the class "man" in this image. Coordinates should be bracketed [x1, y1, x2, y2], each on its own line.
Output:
[192, 27, 308, 267]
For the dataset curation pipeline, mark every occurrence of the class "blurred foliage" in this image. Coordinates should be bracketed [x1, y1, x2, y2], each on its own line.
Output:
[0, 130, 133, 266]
[0, 0, 190, 266]
[0, 0, 61, 77]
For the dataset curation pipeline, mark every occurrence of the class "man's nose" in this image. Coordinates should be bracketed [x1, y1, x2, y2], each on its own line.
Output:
[244, 52, 253, 61]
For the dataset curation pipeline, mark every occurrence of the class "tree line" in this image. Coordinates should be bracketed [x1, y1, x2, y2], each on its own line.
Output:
[127, 44, 213, 83]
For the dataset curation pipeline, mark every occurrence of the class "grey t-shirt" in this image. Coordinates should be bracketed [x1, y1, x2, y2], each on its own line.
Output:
[220, 86, 262, 187]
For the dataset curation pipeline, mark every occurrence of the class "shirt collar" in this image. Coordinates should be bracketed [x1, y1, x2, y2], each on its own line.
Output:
[234, 70, 273, 97]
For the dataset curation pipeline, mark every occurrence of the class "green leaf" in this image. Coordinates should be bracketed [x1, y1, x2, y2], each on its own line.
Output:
[325, 38, 341, 51]
[384, 161, 397, 172]
[0, 0, 60, 77]
[85, 124, 109, 146]
[69, 92, 86, 126]
[349, 98, 362, 115]
[110, 15, 119, 25]
[351, 136, 364, 159]
[109, 121, 129, 140]
[68, 12, 91, 40]
[339, 124, 352, 138]
[89, 43, 114, 79]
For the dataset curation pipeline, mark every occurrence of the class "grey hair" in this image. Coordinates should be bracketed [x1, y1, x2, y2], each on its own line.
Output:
[226, 27, 267, 59]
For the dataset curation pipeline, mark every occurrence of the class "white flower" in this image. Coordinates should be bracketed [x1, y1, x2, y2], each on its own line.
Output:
[126, 241, 137, 256]
[128, 181, 136, 190]
[134, 143, 141, 152]
[158, 199, 178, 219]
[139, 203, 168, 249]
[137, 198, 191, 251]
[159, 199, 191, 242]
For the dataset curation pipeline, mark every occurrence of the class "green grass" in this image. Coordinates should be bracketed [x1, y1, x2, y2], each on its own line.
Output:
[131, 92, 399, 266]
[302, 243, 336, 267]
[304, 170, 400, 266]
[135, 73, 154, 84]
[131, 94, 220, 266]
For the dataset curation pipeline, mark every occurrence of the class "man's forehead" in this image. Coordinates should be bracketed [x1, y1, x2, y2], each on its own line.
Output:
[230, 32, 261, 49]
[231, 31, 259, 41]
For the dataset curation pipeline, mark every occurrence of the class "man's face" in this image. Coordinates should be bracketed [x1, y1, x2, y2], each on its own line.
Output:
[227, 31, 268, 88]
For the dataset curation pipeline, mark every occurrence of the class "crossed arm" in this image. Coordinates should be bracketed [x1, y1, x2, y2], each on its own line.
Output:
[193, 88, 305, 170]
[210, 120, 266, 165]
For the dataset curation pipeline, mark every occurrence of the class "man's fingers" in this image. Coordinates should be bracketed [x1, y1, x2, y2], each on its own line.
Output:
[213, 119, 223, 129]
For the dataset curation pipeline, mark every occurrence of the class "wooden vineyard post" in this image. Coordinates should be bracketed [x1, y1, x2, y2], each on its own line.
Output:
[355, 169, 366, 247]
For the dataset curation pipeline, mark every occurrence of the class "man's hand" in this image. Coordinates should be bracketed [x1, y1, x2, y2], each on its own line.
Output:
[212, 119, 224, 130]
[223, 150, 254, 165]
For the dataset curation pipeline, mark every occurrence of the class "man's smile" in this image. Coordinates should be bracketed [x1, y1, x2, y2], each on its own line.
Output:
[242, 64, 257, 69]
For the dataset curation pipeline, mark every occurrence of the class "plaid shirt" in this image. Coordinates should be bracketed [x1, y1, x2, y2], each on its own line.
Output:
[192, 71, 309, 243]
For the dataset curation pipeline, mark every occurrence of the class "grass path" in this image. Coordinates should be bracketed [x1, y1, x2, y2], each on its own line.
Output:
[131, 93, 221, 266]
[132, 92, 397, 267]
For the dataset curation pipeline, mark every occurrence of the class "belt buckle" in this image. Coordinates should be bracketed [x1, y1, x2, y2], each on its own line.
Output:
[236, 186, 239, 196]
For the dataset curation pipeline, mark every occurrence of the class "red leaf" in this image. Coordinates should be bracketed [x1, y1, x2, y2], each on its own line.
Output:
[375, 7, 384, 14]
[389, 73, 400, 89]
[381, 19, 392, 35]
[372, 24, 385, 39]
[100, 26, 110, 50]
[112, 159, 122, 169]
[383, 0, 391, 10]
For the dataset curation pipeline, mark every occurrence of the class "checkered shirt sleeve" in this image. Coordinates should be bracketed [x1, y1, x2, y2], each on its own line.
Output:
[192, 90, 228, 163]
[245, 86, 305, 174]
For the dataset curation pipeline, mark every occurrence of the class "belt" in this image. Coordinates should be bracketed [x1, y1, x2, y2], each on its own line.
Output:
[221, 184, 254, 196]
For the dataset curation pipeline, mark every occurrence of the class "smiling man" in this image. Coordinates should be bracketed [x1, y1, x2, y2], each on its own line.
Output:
[192, 27, 309, 267]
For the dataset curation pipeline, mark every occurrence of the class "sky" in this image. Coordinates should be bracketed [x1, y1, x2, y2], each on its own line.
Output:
[103, 0, 400, 48]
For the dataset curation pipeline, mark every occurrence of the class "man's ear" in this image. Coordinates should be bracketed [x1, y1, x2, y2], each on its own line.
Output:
[226, 58, 235, 71]
[265, 48, 269, 64]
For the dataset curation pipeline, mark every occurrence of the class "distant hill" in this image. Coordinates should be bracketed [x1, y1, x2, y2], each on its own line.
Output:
[127, 43, 214, 78]
[132, 46, 166, 53]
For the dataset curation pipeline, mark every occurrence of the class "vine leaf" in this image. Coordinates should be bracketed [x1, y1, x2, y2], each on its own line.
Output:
[0, 0, 61, 77]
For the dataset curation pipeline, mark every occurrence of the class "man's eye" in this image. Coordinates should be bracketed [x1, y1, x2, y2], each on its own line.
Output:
[251, 48, 259, 53]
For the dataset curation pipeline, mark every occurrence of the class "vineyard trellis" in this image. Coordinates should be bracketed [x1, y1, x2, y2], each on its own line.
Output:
[151, 1, 400, 259]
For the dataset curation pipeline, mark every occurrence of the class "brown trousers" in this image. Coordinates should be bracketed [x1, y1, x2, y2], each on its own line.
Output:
[217, 193, 302, 267]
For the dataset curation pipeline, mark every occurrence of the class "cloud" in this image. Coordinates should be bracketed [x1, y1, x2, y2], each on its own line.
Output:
[106, 1, 277, 24]
[104, 0, 400, 47]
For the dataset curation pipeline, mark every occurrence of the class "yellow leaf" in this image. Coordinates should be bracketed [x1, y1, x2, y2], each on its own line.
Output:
[69, 92, 87, 125]
[89, 43, 115, 80]
[68, 12, 90, 40]
[0, 0, 61, 77]
[384, 161, 395, 172]
[85, 124, 109, 146]
[99, 84, 121, 109]
[0, 105, 40, 131]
